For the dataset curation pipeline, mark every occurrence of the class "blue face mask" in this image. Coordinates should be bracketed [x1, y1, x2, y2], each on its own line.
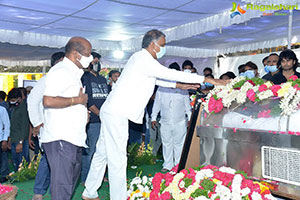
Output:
[154, 43, 166, 59]
[241, 70, 255, 78]
[264, 65, 277, 73]
[204, 82, 214, 88]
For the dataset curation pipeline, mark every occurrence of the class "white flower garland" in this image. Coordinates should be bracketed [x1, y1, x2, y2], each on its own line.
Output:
[201, 77, 300, 116]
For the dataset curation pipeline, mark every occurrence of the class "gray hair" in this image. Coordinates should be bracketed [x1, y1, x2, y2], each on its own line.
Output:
[142, 29, 166, 48]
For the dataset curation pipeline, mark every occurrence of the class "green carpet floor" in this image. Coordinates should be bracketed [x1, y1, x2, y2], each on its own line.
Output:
[10, 162, 163, 200]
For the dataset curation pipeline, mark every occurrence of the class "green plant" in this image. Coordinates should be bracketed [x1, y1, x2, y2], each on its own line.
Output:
[8, 153, 41, 183]
[127, 142, 156, 168]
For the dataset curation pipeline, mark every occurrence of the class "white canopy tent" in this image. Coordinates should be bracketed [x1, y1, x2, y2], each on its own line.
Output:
[0, 0, 300, 70]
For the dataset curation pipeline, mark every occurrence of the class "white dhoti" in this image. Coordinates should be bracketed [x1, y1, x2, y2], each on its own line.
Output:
[83, 111, 128, 200]
[160, 120, 187, 170]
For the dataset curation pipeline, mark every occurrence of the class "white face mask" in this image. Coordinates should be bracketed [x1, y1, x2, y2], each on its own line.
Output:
[154, 43, 166, 59]
[184, 69, 192, 73]
[77, 53, 93, 68]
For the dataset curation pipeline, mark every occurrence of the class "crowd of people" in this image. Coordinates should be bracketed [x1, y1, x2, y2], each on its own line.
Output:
[0, 29, 299, 200]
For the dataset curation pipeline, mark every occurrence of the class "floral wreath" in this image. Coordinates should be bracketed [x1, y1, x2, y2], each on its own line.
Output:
[201, 75, 300, 116]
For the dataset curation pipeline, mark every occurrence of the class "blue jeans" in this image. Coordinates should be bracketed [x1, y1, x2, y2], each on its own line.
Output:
[0, 141, 9, 179]
[81, 122, 100, 182]
[145, 128, 150, 149]
[11, 139, 29, 172]
[33, 152, 50, 195]
[128, 129, 142, 145]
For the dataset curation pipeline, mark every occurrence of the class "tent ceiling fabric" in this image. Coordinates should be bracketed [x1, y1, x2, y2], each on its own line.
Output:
[1, 0, 300, 64]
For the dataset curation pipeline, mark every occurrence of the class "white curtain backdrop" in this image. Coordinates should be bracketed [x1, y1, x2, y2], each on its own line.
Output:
[0, 59, 50, 67]
[0, 29, 120, 50]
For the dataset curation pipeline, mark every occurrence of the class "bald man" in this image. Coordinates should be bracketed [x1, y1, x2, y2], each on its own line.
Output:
[41, 37, 89, 200]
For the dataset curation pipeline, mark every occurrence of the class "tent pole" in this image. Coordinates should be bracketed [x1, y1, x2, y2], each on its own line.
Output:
[288, 9, 293, 49]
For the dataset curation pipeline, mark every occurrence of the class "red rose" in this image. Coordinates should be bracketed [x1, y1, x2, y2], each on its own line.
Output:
[258, 84, 267, 92]
[247, 80, 255, 86]
[270, 85, 281, 96]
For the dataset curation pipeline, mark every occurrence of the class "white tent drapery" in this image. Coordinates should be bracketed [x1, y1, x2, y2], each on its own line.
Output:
[1, 0, 300, 66]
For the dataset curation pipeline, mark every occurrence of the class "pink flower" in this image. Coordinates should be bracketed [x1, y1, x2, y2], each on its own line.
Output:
[0, 185, 13, 195]
[208, 97, 223, 113]
[294, 84, 300, 91]
[160, 191, 172, 200]
[270, 85, 281, 96]
[187, 168, 196, 183]
[289, 75, 298, 81]
[213, 171, 234, 186]
[246, 89, 256, 102]
[149, 192, 159, 200]
[258, 84, 267, 92]
[170, 164, 178, 173]
[164, 173, 174, 186]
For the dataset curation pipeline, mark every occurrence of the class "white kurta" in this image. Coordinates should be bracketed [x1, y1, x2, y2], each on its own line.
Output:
[0, 106, 10, 142]
[83, 49, 205, 200]
[151, 86, 191, 170]
[27, 76, 45, 142]
[43, 57, 87, 147]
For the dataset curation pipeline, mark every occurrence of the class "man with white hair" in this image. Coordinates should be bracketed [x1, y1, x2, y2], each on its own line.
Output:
[82, 29, 228, 200]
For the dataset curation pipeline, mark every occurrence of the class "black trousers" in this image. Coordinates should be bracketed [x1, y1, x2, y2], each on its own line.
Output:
[43, 140, 81, 200]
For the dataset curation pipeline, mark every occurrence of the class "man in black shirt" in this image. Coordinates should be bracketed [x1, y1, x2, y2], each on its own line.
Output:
[271, 49, 300, 85]
[81, 52, 109, 183]
[262, 53, 279, 81]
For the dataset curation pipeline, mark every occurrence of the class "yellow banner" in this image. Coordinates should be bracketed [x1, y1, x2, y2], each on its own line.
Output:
[0, 73, 44, 95]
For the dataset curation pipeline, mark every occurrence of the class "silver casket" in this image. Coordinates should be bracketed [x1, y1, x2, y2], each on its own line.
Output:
[197, 99, 300, 199]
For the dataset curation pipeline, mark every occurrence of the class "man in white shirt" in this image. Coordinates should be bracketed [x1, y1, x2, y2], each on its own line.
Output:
[151, 62, 192, 172]
[42, 37, 89, 200]
[82, 29, 227, 200]
[27, 51, 65, 200]
[0, 106, 9, 183]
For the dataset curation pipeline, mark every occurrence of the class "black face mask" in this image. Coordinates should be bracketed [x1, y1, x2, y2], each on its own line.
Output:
[92, 62, 101, 73]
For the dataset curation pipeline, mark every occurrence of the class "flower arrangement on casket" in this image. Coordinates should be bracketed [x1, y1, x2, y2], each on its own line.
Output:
[127, 165, 275, 200]
[201, 75, 300, 116]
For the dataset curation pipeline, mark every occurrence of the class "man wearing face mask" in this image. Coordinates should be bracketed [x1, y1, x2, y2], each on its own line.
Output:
[80, 52, 109, 184]
[82, 29, 228, 200]
[182, 60, 193, 73]
[7, 88, 30, 172]
[240, 61, 259, 78]
[28, 51, 65, 200]
[262, 53, 279, 81]
[42, 37, 89, 200]
[271, 49, 300, 85]
[182, 60, 196, 95]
